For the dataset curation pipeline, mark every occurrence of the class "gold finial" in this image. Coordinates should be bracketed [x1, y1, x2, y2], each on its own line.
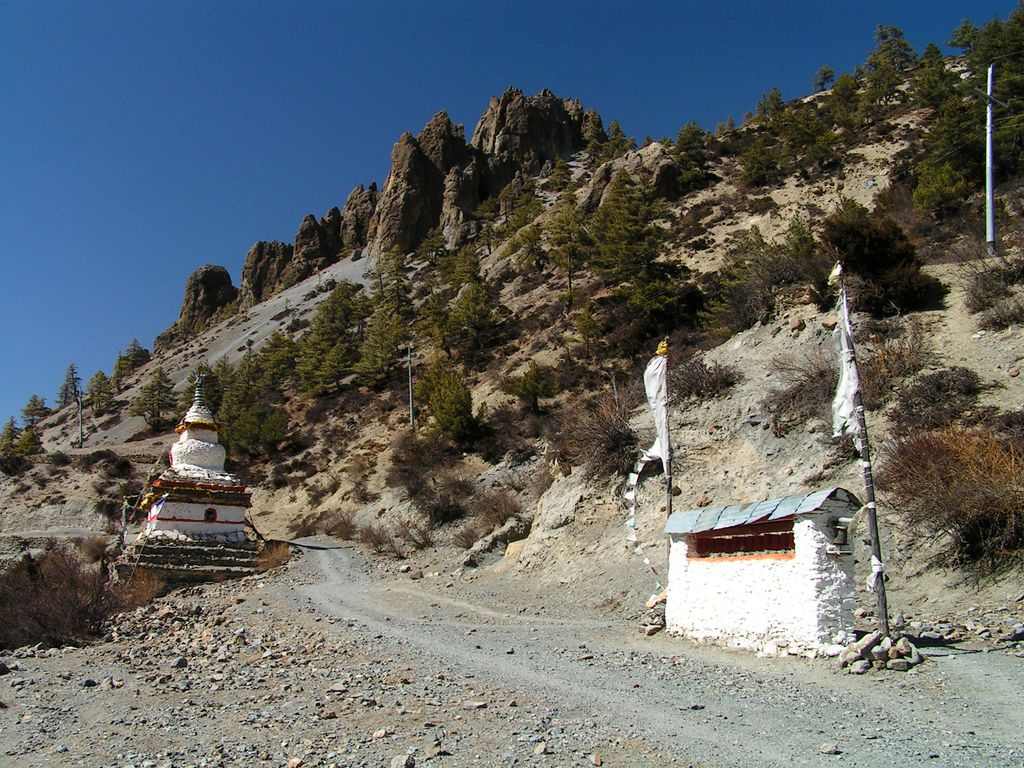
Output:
[656, 338, 668, 356]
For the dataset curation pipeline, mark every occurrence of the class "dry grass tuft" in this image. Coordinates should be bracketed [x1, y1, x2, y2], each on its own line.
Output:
[857, 319, 931, 410]
[256, 541, 292, 571]
[669, 356, 740, 403]
[322, 509, 359, 540]
[453, 521, 483, 550]
[395, 517, 434, 550]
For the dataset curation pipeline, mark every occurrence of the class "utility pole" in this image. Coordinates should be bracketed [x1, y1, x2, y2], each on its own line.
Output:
[986, 64, 996, 257]
[407, 342, 415, 431]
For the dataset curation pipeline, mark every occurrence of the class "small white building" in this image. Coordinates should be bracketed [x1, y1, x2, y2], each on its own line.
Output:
[664, 487, 858, 656]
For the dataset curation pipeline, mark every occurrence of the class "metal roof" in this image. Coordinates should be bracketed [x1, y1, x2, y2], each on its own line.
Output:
[664, 487, 861, 536]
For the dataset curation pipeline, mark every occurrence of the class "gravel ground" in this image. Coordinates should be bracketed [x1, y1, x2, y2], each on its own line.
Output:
[1, 541, 1022, 768]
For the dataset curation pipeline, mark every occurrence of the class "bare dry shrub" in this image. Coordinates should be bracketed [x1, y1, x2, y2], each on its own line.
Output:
[256, 541, 292, 571]
[961, 250, 1024, 315]
[119, 568, 164, 606]
[889, 367, 983, 436]
[387, 432, 456, 502]
[395, 517, 434, 550]
[0, 548, 130, 649]
[288, 514, 321, 539]
[980, 297, 1024, 329]
[358, 524, 404, 558]
[763, 349, 835, 436]
[417, 471, 475, 527]
[345, 454, 376, 503]
[559, 388, 639, 478]
[857, 319, 931, 410]
[669, 356, 740, 403]
[323, 509, 359, 540]
[472, 489, 522, 531]
[78, 536, 113, 564]
[453, 521, 483, 549]
[880, 428, 1024, 574]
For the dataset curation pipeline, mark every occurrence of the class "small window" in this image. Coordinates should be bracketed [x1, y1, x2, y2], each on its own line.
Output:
[204, 507, 217, 522]
[691, 520, 794, 558]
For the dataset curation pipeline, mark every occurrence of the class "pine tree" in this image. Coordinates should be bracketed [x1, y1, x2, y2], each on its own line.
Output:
[546, 158, 572, 192]
[864, 25, 916, 106]
[449, 281, 498, 357]
[913, 43, 958, 110]
[129, 366, 175, 428]
[0, 417, 20, 454]
[501, 361, 556, 414]
[15, 428, 42, 455]
[21, 395, 50, 428]
[257, 332, 299, 392]
[590, 172, 666, 285]
[415, 227, 447, 266]
[354, 308, 406, 387]
[415, 357, 475, 441]
[85, 371, 114, 414]
[573, 305, 601, 359]
[510, 224, 546, 273]
[57, 363, 82, 408]
[296, 280, 371, 396]
[813, 65, 835, 92]
[547, 197, 592, 308]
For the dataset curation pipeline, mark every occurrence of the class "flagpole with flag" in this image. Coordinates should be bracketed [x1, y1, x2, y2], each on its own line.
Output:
[642, 338, 673, 519]
[830, 263, 890, 637]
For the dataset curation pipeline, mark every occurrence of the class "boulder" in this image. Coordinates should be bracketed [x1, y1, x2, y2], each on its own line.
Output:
[579, 142, 682, 213]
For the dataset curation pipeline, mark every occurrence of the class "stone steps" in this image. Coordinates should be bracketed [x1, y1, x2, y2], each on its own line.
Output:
[116, 536, 265, 585]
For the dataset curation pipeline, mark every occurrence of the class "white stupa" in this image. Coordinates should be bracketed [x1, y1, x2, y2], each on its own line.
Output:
[142, 375, 251, 541]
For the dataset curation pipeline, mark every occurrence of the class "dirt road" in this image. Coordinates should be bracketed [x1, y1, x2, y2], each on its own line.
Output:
[290, 541, 1024, 768]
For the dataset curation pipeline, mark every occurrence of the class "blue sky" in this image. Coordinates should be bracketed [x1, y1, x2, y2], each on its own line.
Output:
[0, 0, 1013, 424]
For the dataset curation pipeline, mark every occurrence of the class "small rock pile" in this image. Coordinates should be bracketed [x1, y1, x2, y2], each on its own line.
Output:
[837, 630, 923, 674]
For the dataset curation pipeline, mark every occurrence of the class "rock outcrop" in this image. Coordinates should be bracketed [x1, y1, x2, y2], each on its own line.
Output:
[579, 142, 682, 213]
[155, 264, 237, 351]
[369, 112, 472, 255]
[339, 183, 378, 250]
[369, 89, 600, 256]
[471, 88, 595, 191]
[237, 240, 294, 310]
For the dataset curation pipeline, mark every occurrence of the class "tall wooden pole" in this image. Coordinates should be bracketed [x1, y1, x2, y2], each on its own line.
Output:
[840, 278, 890, 636]
[986, 64, 996, 257]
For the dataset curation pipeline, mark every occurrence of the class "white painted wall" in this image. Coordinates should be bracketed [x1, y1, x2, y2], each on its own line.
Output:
[147, 500, 247, 536]
[665, 516, 854, 654]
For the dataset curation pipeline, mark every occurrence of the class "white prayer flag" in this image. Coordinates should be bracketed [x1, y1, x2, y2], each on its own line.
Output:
[642, 352, 670, 473]
[831, 264, 862, 442]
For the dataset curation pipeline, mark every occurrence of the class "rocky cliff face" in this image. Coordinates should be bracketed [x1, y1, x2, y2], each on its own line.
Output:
[471, 88, 595, 191]
[339, 183, 378, 250]
[155, 264, 238, 351]
[369, 89, 599, 256]
[236, 193, 381, 310]
[237, 240, 294, 310]
[368, 112, 473, 255]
